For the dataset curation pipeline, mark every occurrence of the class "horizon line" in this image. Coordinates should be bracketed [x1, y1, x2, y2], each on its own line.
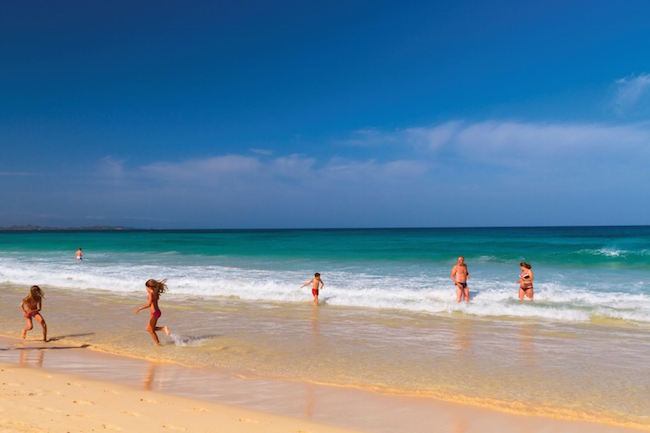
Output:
[1, 224, 649, 232]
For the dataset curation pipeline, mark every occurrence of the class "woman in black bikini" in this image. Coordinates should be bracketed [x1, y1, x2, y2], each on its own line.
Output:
[519, 262, 534, 300]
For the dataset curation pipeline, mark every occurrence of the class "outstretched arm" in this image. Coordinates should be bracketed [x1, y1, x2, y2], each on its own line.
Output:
[301, 279, 313, 288]
[135, 294, 153, 313]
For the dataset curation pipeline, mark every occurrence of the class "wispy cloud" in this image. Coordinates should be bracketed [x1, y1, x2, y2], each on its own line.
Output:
[6, 119, 650, 228]
[98, 156, 126, 178]
[614, 73, 650, 113]
[140, 154, 426, 186]
[345, 120, 650, 168]
[142, 154, 261, 182]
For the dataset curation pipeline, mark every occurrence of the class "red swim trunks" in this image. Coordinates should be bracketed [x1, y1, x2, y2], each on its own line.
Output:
[312, 289, 319, 296]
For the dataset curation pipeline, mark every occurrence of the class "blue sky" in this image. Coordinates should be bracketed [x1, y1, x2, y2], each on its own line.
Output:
[1, 1, 649, 228]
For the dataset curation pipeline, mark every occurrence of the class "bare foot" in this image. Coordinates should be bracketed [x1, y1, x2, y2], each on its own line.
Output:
[163, 327, 171, 337]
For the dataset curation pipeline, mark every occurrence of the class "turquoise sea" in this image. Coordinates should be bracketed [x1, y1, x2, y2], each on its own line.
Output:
[1, 226, 649, 323]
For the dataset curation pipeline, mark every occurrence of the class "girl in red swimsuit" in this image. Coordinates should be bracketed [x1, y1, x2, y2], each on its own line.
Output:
[20, 285, 47, 341]
[135, 279, 171, 346]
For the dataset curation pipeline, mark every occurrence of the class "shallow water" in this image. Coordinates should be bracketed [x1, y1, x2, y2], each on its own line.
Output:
[0, 228, 649, 428]
[0, 286, 648, 428]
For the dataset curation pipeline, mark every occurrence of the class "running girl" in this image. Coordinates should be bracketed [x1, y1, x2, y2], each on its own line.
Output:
[135, 279, 171, 346]
[20, 285, 47, 342]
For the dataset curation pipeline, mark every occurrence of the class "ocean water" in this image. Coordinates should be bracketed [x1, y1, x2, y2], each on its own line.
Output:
[0, 227, 649, 428]
[1, 227, 649, 323]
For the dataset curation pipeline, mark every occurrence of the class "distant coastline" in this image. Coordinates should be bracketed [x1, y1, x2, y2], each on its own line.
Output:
[0, 224, 648, 232]
[0, 225, 133, 232]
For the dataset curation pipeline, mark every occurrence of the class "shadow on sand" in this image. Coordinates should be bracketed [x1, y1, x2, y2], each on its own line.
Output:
[47, 332, 95, 342]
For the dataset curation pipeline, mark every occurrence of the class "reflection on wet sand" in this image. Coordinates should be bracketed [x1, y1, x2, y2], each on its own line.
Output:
[304, 383, 315, 419]
[305, 305, 320, 419]
[311, 304, 321, 343]
[453, 418, 468, 433]
[143, 363, 157, 391]
[19, 347, 44, 367]
[518, 324, 536, 367]
[454, 320, 472, 353]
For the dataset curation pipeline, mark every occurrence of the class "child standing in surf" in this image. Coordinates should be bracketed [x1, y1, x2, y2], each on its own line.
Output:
[135, 279, 171, 346]
[301, 273, 324, 305]
[20, 285, 47, 342]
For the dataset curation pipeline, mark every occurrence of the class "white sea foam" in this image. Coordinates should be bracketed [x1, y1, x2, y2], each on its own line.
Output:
[579, 247, 628, 257]
[0, 254, 648, 324]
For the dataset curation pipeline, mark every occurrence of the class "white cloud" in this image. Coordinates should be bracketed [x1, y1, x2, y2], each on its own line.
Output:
[66, 119, 650, 227]
[438, 120, 650, 165]
[142, 155, 261, 182]
[139, 153, 427, 187]
[614, 73, 650, 112]
[403, 121, 463, 150]
[345, 120, 650, 168]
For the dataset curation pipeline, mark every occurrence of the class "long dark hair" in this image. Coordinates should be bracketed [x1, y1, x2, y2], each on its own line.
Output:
[145, 279, 167, 295]
[24, 285, 44, 303]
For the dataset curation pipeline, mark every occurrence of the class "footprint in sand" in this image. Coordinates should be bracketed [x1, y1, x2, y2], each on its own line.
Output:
[102, 423, 123, 431]
[192, 407, 209, 413]
[72, 399, 95, 405]
[139, 397, 158, 403]
[237, 417, 260, 424]
[121, 410, 141, 417]
[162, 424, 187, 431]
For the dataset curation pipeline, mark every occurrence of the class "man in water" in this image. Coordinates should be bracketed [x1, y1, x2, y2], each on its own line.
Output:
[75, 248, 83, 261]
[451, 256, 470, 303]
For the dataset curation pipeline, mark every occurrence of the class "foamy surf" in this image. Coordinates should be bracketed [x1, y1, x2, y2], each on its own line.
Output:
[0, 255, 648, 324]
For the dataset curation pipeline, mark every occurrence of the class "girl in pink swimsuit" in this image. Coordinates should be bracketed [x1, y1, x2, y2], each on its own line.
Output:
[20, 285, 47, 342]
[135, 279, 171, 346]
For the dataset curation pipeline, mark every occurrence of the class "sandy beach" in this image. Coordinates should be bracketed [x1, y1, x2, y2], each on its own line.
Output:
[0, 361, 361, 433]
[1, 335, 645, 433]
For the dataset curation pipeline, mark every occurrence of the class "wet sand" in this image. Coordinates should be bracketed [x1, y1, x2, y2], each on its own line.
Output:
[0, 360, 360, 433]
[0, 336, 643, 433]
